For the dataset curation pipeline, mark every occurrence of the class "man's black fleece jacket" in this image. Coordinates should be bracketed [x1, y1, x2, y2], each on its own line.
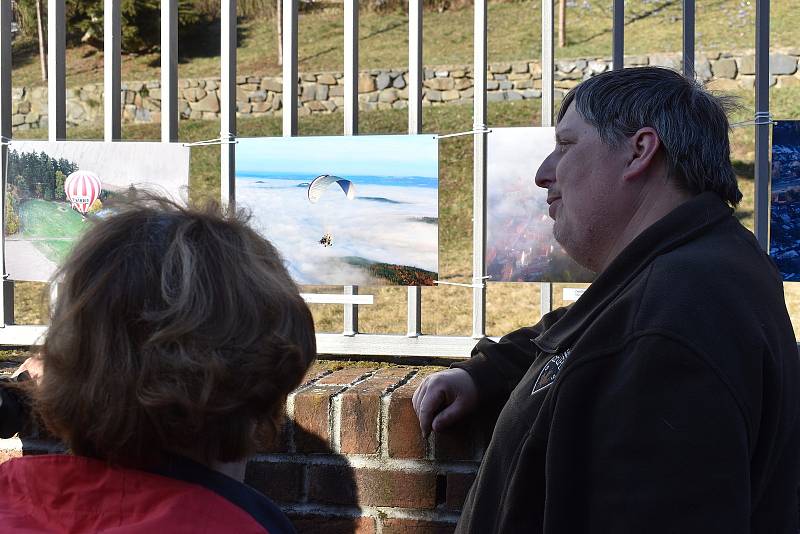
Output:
[453, 193, 800, 533]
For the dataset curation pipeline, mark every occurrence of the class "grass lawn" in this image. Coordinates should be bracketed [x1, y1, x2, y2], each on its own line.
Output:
[17, 199, 86, 263]
[11, 86, 800, 343]
[9, 0, 800, 88]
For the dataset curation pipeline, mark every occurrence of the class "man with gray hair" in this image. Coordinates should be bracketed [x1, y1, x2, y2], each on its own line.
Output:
[413, 67, 799, 533]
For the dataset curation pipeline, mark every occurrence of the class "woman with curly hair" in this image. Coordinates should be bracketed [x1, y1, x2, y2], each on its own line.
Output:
[0, 194, 316, 533]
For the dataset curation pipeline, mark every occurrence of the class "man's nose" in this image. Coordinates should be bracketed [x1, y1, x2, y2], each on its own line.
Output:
[534, 152, 556, 190]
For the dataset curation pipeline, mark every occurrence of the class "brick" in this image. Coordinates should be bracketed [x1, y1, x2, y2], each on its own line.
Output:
[388, 369, 435, 459]
[309, 465, 437, 508]
[317, 366, 375, 385]
[293, 385, 339, 452]
[445, 471, 476, 511]
[245, 460, 304, 503]
[289, 515, 376, 534]
[340, 368, 412, 454]
[381, 518, 456, 534]
[254, 412, 291, 453]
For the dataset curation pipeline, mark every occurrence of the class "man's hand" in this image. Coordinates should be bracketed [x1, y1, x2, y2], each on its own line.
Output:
[412, 368, 479, 438]
[12, 356, 43, 386]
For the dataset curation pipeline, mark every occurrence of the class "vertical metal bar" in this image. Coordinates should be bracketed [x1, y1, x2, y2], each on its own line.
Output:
[682, 0, 695, 78]
[0, 0, 12, 325]
[344, 0, 358, 136]
[48, 0, 66, 140]
[472, 0, 487, 339]
[753, 0, 769, 250]
[282, 0, 298, 137]
[221, 0, 237, 208]
[161, 0, 179, 142]
[407, 0, 423, 337]
[540, 0, 555, 317]
[104, 0, 121, 141]
[612, 0, 624, 70]
[343, 0, 359, 335]
[343, 286, 358, 336]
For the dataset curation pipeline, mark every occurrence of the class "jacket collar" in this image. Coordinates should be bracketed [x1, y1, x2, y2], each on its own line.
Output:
[533, 192, 734, 354]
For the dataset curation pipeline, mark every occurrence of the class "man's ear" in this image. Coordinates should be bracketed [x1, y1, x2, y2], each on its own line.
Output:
[623, 127, 662, 182]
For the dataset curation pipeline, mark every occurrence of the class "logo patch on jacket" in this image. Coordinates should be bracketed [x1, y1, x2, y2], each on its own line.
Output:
[532, 349, 571, 394]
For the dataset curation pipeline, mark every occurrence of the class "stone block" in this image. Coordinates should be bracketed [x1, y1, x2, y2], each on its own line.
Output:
[587, 60, 608, 74]
[300, 84, 316, 102]
[184, 87, 207, 102]
[392, 75, 406, 89]
[379, 89, 399, 103]
[148, 88, 162, 100]
[771, 54, 798, 75]
[739, 56, 756, 75]
[693, 58, 713, 81]
[486, 80, 500, 90]
[624, 55, 649, 66]
[307, 101, 328, 112]
[506, 91, 523, 101]
[17, 101, 31, 114]
[316, 84, 329, 101]
[508, 73, 530, 81]
[322, 100, 337, 112]
[329, 85, 344, 97]
[498, 81, 513, 90]
[11, 87, 24, 99]
[392, 100, 407, 109]
[522, 89, 542, 99]
[487, 92, 506, 102]
[191, 93, 220, 113]
[493, 74, 507, 81]
[358, 73, 376, 93]
[778, 76, 800, 88]
[514, 80, 533, 89]
[11, 114, 24, 127]
[511, 61, 529, 74]
[261, 78, 283, 93]
[490, 62, 512, 74]
[460, 87, 474, 99]
[424, 77, 454, 91]
[377, 102, 393, 111]
[451, 69, 466, 78]
[300, 73, 316, 82]
[249, 90, 268, 103]
[237, 102, 252, 114]
[557, 60, 577, 73]
[376, 72, 392, 90]
[711, 59, 737, 79]
[425, 89, 442, 102]
[179, 100, 192, 119]
[317, 73, 337, 85]
[442, 90, 460, 102]
[434, 70, 449, 78]
[554, 70, 582, 81]
[251, 101, 271, 113]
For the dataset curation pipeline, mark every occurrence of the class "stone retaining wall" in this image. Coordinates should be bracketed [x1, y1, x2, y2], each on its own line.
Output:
[10, 48, 800, 131]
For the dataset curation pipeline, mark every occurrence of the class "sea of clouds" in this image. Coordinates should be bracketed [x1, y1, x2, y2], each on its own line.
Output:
[237, 177, 438, 285]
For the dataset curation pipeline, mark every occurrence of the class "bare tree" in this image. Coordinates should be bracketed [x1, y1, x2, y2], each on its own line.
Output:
[35, 0, 46, 80]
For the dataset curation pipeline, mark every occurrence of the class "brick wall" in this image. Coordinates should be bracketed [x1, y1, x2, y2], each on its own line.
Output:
[0, 360, 492, 534]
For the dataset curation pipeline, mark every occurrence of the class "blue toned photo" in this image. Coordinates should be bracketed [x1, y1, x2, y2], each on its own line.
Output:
[770, 121, 800, 280]
[236, 135, 439, 286]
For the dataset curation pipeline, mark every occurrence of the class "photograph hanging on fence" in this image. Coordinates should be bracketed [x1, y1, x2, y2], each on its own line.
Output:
[236, 135, 439, 286]
[487, 127, 593, 283]
[4, 141, 190, 282]
[770, 120, 800, 280]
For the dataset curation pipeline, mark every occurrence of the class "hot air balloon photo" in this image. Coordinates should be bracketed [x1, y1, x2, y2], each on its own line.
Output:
[4, 140, 190, 281]
[64, 170, 103, 215]
[236, 135, 439, 286]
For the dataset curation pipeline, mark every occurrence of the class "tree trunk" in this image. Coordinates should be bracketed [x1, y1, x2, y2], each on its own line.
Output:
[277, 0, 283, 66]
[36, 0, 47, 81]
[558, 0, 566, 48]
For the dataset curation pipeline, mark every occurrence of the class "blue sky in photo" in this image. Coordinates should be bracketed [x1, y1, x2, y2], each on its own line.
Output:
[236, 134, 439, 179]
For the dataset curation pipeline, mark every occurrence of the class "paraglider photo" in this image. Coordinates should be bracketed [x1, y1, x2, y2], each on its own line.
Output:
[487, 127, 593, 283]
[4, 141, 190, 282]
[770, 120, 800, 280]
[236, 134, 438, 286]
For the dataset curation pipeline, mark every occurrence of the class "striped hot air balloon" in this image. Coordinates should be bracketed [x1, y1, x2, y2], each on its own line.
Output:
[64, 170, 102, 215]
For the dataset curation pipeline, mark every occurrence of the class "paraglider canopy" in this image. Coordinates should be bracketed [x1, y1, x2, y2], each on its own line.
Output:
[307, 175, 356, 204]
[64, 170, 103, 215]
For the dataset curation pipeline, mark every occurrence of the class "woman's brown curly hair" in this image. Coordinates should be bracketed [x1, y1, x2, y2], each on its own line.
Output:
[35, 193, 316, 468]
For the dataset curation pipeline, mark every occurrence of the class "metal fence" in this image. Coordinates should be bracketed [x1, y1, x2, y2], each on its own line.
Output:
[0, 0, 773, 357]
